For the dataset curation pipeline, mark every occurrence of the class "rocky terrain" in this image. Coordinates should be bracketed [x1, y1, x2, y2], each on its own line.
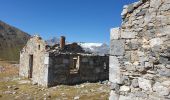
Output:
[0, 61, 110, 100]
[0, 20, 30, 61]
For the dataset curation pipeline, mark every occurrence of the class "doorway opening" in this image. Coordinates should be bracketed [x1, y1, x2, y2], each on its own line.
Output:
[29, 55, 33, 78]
[70, 56, 80, 74]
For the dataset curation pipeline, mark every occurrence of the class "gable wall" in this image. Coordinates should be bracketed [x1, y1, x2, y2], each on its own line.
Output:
[19, 36, 49, 86]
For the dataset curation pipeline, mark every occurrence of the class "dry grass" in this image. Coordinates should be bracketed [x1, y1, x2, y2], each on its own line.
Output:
[0, 61, 110, 100]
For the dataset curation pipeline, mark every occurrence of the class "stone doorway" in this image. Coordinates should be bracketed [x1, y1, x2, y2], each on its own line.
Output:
[29, 55, 33, 78]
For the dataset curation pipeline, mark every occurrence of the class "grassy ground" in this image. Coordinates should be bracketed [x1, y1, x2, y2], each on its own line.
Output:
[0, 61, 110, 100]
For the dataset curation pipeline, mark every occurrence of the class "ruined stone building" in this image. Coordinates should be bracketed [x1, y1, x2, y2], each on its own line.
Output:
[19, 36, 109, 87]
[109, 0, 170, 100]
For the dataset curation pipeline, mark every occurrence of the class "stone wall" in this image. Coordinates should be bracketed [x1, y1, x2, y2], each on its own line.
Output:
[19, 36, 49, 86]
[48, 54, 109, 86]
[109, 0, 170, 99]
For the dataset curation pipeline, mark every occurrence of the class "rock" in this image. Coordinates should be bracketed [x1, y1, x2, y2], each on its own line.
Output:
[125, 64, 136, 71]
[137, 51, 145, 57]
[160, 4, 170, 11]
[7, 86, 12, 89]
[18, 80, 31, 84]
[119, 95, 132, 100]
[127, 4, 134, 13]
[14, 87, 19, 90]
[162, 81, 170, 87]
[132, 79, 139, 88]
[121, 31, 137, 39]
[4, 91, 14, 94]
[131, 91, 148, 98]
[110, 40, 125, 56]
[109, 90, 119, 100]
[138, 78, 152, 91]
[153, 82, 170, 96]
[110, 27, 120, 40]
[110, 83, 120, 92]
[131, 51, 139, 63]
[158, 69, 170, 77]
[74, 96, 80, 100]
[121, 75, 131, 86]
[136, 9, 147, 16]
[159, 57, 169, 64]
[121, 5, 128, 18]
[150, 38, 163, 47]
[144, 62, 153, 69]
[33, 82, 38, 85]
[81, 58, 88, 62]
[63, 59, 69, 64]
[144, 11, 156, 24]
[136, 66, 146, 73]
[0, 65, 5, 72]
[120, 86, 130, 92]
[101, 80, 109, 84]
[128, 39, 139, 50]
[150, 0, 162, 9]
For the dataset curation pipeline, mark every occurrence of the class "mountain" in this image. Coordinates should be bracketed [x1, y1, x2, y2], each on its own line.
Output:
[78, 43, 109, 55]
[46, 37, 60, 46]
[46, 37, 109, 55]
[0, 20, 30, 61]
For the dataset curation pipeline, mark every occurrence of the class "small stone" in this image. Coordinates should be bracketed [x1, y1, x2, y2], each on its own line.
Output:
[150, 0, 162, 9]
[125, 63, 136, 71]
[14, 87, 19, 90]
[33, 82, 38, 85]
[162, 81, 170, 87]
[18, 80, 31, 84]
[132, 91, 148, 98]
[74, 96, 80, 100]
[158, 69, 170, 77]
[109, 90, 119, 100]
[136, 9, 147, 16]
[110, 27, 120, 40]
[127, 4, 134, 13]
[153, 82, 170, 96]
[110, 83, 120, 92]
[138, 78, 152, 91]
[144, 62, 153, 69]
[121, 31, 137, 39]
[132, 79, 139, 88]
[150, 38, 163, 47]
[120, 86, 130, 92]
[4, 91, 13, 94]
[7, 86, 12, 89]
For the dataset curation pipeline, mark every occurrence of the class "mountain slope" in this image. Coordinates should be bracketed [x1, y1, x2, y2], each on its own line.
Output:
[78, 43, 109, 55]
[46, 37, 109, 55]
[0, 20, 30, 61]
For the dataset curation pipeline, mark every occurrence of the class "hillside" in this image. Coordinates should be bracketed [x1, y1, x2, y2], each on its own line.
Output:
[0, 20, 30, 61]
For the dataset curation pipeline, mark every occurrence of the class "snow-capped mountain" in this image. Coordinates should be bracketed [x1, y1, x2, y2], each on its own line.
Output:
[46, 37, 109, 55]
[46, 37, 60, 46]
[78, 43, 109, 55]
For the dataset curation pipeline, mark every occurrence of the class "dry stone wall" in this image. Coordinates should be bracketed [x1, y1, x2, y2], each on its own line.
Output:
[48, 54, 109, 86]
[109, 0, 170, 99]
[19, 36, 49, 86]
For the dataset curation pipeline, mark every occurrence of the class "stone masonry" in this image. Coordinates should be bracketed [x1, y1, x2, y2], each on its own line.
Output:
[20, 35, 109, 87]
[109, 0, 170, 100]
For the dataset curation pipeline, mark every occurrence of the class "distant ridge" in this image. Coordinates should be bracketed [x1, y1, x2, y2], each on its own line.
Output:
[0, 20, 30, 61]
[46, 37, 109, 55]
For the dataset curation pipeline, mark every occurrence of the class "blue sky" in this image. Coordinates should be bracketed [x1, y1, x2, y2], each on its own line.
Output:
[0, 0, 138, 44]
